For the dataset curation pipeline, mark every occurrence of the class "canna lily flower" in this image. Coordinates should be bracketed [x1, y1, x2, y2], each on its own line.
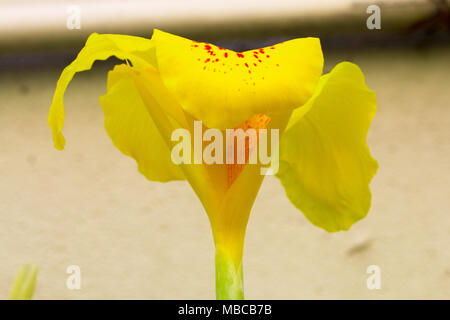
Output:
[48, 30, 378, 299]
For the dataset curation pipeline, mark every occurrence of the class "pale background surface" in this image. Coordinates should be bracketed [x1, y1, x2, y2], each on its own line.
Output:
[0, 46, 449, 299]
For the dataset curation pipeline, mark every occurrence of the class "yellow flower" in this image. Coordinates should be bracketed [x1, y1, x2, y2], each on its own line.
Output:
[48, 30, 378, 299]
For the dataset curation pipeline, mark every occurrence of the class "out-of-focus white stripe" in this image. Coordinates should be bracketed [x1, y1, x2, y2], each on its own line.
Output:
[0, 0, 434, 43]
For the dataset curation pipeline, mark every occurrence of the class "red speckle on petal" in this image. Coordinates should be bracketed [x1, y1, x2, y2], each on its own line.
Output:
[224, 52, 228, 58]
[253, 54, 258, 59]
[266, 55, 270, 58]
[259, 48, 265, 54]
[276, 64, 279, 67]
[270, 46, 275, 49]
[253, 63, 257, 66]
[205, 58, 210, 63]
[248, 70, 251, 74]
[244, 63, 249, 68]
[237, 53, 244, 58]
[204, 44, 212, 51]
[258, 59, 262, 63]
[215, 58, 219, 62]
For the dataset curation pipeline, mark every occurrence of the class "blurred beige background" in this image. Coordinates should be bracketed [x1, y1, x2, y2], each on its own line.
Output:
[0, 45, 449, 299]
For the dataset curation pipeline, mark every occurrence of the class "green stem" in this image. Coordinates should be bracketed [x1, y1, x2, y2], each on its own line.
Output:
[215, 246, 244, 300]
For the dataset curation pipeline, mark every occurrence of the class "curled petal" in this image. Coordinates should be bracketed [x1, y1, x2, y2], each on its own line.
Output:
[48, 33, 155, 150]
[152, 29, 323, 129]
[277, 62, 378, 232]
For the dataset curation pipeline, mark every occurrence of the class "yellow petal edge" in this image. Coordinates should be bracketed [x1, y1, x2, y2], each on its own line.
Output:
[48, 33, 155, 150]
[277, 62, 378, 232]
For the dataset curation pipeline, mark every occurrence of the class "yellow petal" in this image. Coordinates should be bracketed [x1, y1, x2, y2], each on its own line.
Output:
[277, 62, 378, 232]
[48, 33, 155, 150]
[130, 66, 223, 208]
[100, 65, 185, 182]
[152, 29, 323, 129]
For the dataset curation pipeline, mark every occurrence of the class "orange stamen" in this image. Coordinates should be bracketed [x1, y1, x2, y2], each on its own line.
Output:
[227, 114, 271, 186]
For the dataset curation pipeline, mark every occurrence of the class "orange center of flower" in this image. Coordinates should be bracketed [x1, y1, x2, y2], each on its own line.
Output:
[227, 114, 271, 187]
